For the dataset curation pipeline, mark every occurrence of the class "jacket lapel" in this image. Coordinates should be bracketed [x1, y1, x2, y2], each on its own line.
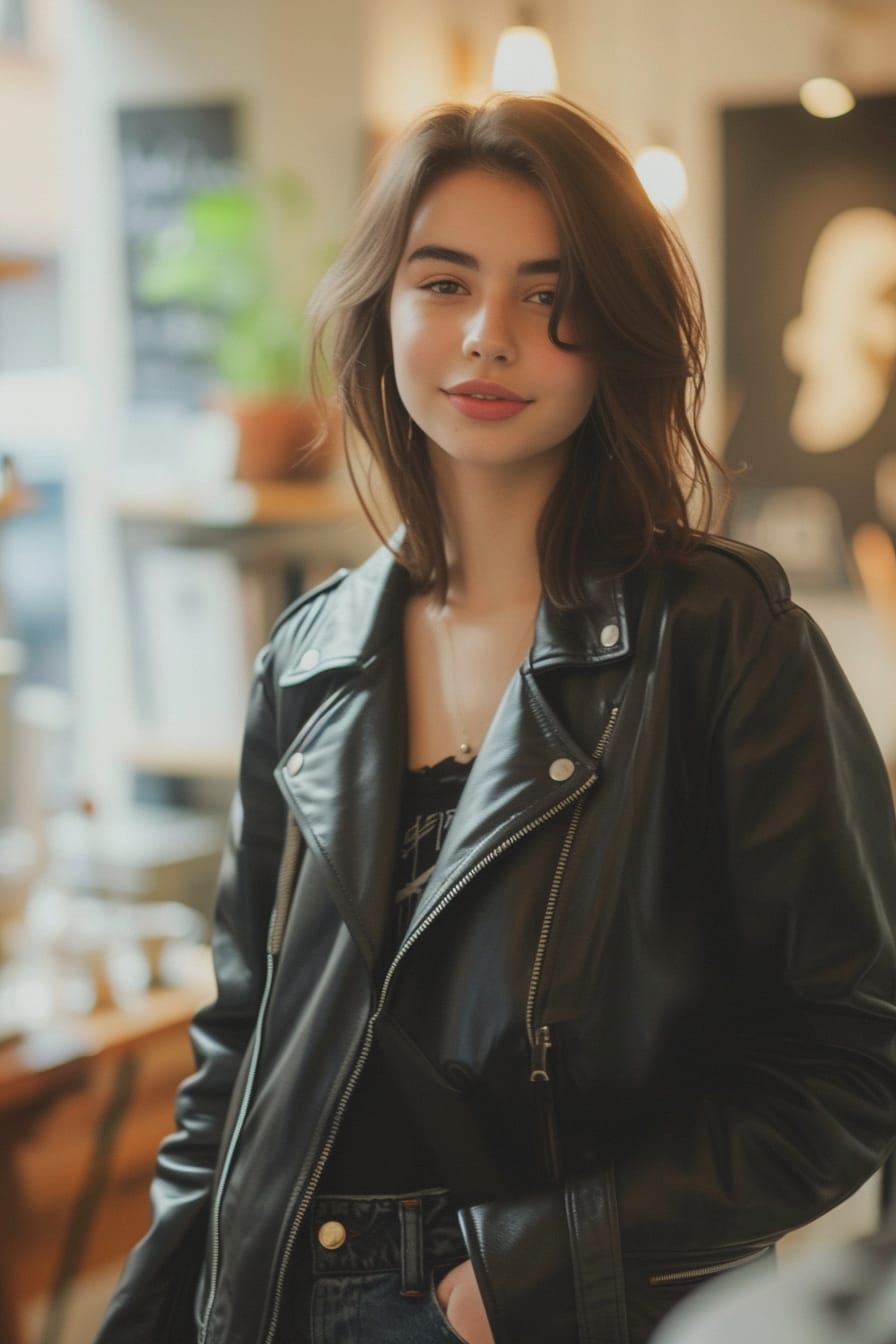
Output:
[403, 574, 633, 940]
[274, 548, 410, 978]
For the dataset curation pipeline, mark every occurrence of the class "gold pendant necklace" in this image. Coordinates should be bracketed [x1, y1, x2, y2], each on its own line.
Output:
[437, 609, 474, 759]
[431, 603, 535, 761]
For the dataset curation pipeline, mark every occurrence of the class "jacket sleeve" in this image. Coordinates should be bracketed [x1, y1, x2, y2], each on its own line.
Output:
[95, 647, 287, 1344]
[458, 603, 896, 1344]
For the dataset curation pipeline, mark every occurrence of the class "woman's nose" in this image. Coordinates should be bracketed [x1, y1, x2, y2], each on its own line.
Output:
[462, 299, 516, 363]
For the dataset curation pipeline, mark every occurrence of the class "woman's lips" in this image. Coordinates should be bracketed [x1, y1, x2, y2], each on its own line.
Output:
[442, 381, 532, 422]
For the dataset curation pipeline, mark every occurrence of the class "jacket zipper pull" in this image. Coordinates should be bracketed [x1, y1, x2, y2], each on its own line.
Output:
[530, 1025, 552, 1082]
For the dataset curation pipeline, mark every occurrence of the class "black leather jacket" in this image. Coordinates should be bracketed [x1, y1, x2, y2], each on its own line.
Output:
[96, 537, 896, 1344]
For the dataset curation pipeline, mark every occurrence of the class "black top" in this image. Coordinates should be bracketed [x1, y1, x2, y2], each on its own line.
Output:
[320, 755, 474, 1194]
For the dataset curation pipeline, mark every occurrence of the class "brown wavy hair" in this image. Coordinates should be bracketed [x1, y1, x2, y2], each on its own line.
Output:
[310, 94, 721, 607]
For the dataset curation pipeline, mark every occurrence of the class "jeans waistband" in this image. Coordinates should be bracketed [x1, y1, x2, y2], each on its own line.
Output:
[310, 1188, 466, 1295]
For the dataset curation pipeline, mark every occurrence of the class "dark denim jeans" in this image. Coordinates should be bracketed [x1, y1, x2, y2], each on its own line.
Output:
[294, 1188, 469, 1343]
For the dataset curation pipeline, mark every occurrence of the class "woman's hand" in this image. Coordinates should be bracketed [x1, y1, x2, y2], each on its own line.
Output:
[436, 1259, 495, 1344]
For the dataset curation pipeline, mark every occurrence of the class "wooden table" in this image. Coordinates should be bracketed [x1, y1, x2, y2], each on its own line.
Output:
[0, 965, 213, 1344]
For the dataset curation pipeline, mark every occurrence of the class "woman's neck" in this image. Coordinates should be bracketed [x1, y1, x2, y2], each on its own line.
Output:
[429, 453, 562, 615]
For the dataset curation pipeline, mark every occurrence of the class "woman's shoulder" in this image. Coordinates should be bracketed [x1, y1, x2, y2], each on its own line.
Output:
[257, 566, 352, 684]
[656, 534, 792, 614]
[258, 541, 405, 685]
[643, 533, 796, 641]
[689, 534, 791, 609]
[634, 534, 805, 679]
[270, 566, 352, 642]
[238, 568, 350, 698]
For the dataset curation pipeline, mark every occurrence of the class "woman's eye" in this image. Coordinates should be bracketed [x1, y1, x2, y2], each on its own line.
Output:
[529, 289, 556, 307]
[422, 279, 463, 295]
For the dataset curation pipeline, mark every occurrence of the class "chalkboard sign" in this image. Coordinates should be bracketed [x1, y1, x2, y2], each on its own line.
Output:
[117, 101, 243, 405]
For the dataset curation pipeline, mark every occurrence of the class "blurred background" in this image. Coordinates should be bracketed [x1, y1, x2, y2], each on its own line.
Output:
[1, 1, 895, 1340]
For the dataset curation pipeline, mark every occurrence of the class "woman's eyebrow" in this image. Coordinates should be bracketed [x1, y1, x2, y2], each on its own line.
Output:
[406, 245, 477, 268]
[405, 244, 560, 276]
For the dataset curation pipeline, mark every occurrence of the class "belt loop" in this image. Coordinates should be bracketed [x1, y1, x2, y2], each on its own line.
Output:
[399, 1197, 426, 1297]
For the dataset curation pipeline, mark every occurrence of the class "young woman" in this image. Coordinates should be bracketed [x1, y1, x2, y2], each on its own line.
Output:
[96, 95, 896, 1344]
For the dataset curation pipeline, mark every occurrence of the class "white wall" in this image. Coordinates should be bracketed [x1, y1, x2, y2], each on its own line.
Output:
[0, 0, 63, 252]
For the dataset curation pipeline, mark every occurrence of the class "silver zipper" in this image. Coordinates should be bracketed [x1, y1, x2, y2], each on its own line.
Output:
[261, 762, 606, 1344]
[526, 706, 620, 1081]
[201, 667, 366, 1341]
[198, 818, 302, 1343]
[268, 819, 302, 956]
[649, 1247, 768, 1286]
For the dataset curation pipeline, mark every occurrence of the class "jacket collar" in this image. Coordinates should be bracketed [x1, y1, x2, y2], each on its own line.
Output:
[279, 539, 632, 688]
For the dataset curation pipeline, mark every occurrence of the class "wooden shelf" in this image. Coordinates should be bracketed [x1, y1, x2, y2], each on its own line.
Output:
[123, 735, 241, 780]
[114, 477, 376, 782]
[0, 483, 39, 519]
[0, 258, 39, 282]
[113, 477, 365, 528]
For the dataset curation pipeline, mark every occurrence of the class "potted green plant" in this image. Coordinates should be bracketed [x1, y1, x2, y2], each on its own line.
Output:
[138, 173, 337, 479]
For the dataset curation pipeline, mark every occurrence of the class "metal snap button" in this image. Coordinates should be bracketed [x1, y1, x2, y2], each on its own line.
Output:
[286, 751, 304, 777]
[549, 757, 575, 783]
[317, 1220, 347, 1250]
[600, 622, 620, 649]
[298, 648, 320, 672]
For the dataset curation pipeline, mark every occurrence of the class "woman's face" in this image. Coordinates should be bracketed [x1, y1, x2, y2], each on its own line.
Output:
[388, 169, 597, 476]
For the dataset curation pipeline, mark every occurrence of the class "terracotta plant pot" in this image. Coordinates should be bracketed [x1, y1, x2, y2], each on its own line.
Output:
[221, 396, 340, 481]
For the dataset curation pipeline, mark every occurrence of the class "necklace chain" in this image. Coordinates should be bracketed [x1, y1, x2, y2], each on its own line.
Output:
[431, 603, 535, 761]
[437, 608, 474, 759]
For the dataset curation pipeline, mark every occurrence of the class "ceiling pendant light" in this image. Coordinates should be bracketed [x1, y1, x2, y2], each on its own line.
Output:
[491, 20, 558, 93]
[634, 0, 689, 216]
[799, 76, 856, 118]
[799, 3, 856, 119]
[634, 144, 689, 215]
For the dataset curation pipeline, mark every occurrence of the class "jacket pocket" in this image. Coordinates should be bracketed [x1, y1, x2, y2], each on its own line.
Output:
[428, 1278, 471, 1342]
[624, 1246, 774, 1344]
[648, 1245, 772, 1288]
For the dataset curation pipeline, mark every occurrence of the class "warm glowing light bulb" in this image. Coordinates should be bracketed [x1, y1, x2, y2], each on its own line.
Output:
[491, 26, 558, 93]
[634, 145, 689, 214]
[799, 77, 856, 118]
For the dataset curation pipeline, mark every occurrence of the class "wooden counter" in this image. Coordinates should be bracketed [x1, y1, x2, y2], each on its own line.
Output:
[0, 964, 213, 1344]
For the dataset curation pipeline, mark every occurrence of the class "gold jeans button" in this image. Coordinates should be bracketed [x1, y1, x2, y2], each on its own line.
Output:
[318, 1220, 347, 1250]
